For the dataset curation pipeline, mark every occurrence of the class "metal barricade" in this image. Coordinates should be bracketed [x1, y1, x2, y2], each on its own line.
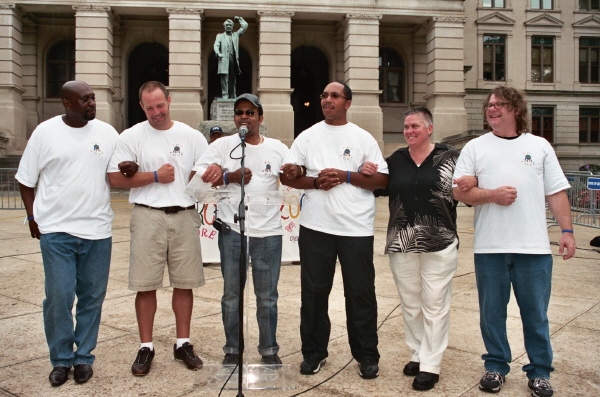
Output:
[547, 171, 599, 229]
[0, 168, 23, 209]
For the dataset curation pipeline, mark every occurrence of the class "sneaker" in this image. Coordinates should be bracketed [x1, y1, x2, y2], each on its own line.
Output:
[131, 347, 155, 376]
[261, 354, 282, 365]
[173, 342, 203, 370]
[222, 353, 239, 365]
[528, 378, 554, 397]
[403, 361, 420, 376]
[300, 357, 326, 375]
[358, 359, 380, 379]
[412, 371, 439, 391]
[479, 371, 505, 393]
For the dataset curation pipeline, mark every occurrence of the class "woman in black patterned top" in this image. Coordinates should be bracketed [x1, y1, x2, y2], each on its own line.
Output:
[365, 107, 475, 391]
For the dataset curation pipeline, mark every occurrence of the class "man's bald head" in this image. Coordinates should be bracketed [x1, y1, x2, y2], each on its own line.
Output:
[61, 81, 92, 101]
[61, 81, 96, 127]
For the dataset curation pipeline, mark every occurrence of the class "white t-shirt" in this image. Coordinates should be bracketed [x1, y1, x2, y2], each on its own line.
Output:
[194, 134, 289, 237]
[284, 121, 388, 237]
[108, 121, 208, 207]
[453, 132, 570, 254]
[15, 115, 118, 239]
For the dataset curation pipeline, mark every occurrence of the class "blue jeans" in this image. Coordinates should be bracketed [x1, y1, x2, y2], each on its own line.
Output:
[475, 253, 554, 379]
[218, 229, 282, 356]
[40, 233, 112, 367]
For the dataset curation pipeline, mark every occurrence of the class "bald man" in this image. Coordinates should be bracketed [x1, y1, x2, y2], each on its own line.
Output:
[16, 81, 135, 387]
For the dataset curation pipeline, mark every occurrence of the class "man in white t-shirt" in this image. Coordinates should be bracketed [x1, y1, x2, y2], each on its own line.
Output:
[280, 82, 388, 379]
[194, 93, 288, 366]
[107, 81, 208, 377]
[16, 81, 132, 387]
[453, 86, 576, 397]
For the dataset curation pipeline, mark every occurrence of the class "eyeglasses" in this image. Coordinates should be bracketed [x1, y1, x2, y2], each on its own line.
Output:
[320, 92, 346, 100]
[485, 102, 509, 110]
[234, 109, 255, 116]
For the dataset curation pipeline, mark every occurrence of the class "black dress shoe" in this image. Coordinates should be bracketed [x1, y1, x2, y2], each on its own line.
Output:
[49, 366, 70, 387]
[403, 361, 420, 376]
[412, 371, 440, 391]
[74, 364, 93, 384]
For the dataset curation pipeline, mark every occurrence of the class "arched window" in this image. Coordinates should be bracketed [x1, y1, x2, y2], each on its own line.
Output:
[379, 48, 405, 103]
[47, 40, 75, 98]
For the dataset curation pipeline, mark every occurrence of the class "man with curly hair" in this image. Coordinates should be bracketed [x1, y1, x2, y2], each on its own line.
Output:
[453, 86, 576, 397]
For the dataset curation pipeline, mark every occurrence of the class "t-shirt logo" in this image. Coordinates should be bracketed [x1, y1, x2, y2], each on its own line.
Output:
[341, 147, 352, 160]
[262, 161, 273, 175]
[91, 142, 103, 155]
[171, 144, 182, 156]
[521, 152, 534, 166]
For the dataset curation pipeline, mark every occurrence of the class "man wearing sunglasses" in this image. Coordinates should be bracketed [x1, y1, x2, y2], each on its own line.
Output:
[453, 86, 575, 397]
[107, 81, 208, 377]
[194, 93, 289, 365]
[280, 81, 388, 379]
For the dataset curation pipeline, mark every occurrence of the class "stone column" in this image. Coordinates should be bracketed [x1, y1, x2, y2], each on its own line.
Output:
[73, 5, 115, 126]
[424, 16, 468, 141]
[343, 14, 383, 150]
[111, 26, 124, 131]
[0, 4, 26, 155]
[21, 15, 38, 139]
[257, 11, 294, 147]
[167, 8, 203, 129]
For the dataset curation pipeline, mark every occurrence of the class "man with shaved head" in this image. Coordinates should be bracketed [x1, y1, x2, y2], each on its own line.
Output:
[16, 81, 134, 387]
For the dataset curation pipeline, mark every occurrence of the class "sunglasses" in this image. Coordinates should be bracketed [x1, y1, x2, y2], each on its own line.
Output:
[320, 92, 346, 100]
[234, 109, 255, 116]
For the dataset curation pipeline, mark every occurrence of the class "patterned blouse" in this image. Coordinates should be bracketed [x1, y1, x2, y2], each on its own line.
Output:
[380, 143, 459, 254]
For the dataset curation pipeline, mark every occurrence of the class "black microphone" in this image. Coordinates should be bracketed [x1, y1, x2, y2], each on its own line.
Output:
[239, 125, 248, 139]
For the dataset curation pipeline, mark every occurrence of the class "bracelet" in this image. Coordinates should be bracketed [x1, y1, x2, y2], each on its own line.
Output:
[154, 170, 158, 183]
[27, 215, 34, 221]
[561, 229, 574, 233]
[313, 177, 319, 190]
[223, 172, 229, 185]
[347, 171, 351, 184]
[300, 165, 306, 176]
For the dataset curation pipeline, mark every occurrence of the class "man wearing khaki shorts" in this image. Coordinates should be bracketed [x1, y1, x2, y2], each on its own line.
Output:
[108, 81, 208, 376]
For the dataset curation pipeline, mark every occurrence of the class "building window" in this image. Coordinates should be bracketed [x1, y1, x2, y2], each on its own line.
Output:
[580, 108, 600, 143]
[579, 0, 600, 11]
[531, 0, 553, 9]
[483, 0, 505, 7]
[579, 37, 600, 84]
[532, 107, 554, 143]
[483, 35, 506, 81]
[379, 48, 404, 103]
[47, 40, 75, 98]
[532, 37, 553, 83]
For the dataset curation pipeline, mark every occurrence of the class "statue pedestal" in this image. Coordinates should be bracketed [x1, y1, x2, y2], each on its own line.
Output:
[210, 98, 235, 121]
[199, 98, 267, 140]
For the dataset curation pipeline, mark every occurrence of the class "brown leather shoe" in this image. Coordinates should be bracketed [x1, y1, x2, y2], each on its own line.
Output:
[131, 347, 155, 376]
[49, 366, 70, 387]
[174, 342, 203, 370]
[74, 364, 93, 384]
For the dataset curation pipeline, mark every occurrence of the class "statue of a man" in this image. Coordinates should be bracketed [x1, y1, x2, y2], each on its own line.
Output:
[214, 16, 248, 99]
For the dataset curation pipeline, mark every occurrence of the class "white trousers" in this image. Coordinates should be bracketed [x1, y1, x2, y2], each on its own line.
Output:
[389, 238, 458, 375]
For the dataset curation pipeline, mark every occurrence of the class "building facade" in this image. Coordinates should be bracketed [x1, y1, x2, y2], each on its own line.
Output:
[0, 0, 598, 170]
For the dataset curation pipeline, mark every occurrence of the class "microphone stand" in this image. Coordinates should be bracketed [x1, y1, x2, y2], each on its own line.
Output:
[233, 132, 247, 397]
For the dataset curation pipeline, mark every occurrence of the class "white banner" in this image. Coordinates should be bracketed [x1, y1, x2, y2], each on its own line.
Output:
[195, 185, 302, 264]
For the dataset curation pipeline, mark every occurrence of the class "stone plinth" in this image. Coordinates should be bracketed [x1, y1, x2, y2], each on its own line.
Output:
[210, 99, 236, 121]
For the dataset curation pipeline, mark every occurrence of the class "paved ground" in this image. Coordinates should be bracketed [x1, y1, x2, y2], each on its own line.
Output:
[0, 196, 599, 397]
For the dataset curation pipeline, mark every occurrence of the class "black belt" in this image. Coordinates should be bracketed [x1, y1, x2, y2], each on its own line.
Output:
[136, 203, 196, 214]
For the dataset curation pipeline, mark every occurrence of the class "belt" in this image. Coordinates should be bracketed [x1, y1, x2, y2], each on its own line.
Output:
[135, 203, 196, 214]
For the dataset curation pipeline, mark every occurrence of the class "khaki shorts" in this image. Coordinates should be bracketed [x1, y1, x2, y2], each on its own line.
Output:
[129, 205, 204, 291]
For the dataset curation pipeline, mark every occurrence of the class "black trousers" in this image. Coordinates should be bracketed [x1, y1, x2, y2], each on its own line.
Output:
[299, 226, 380, 362]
